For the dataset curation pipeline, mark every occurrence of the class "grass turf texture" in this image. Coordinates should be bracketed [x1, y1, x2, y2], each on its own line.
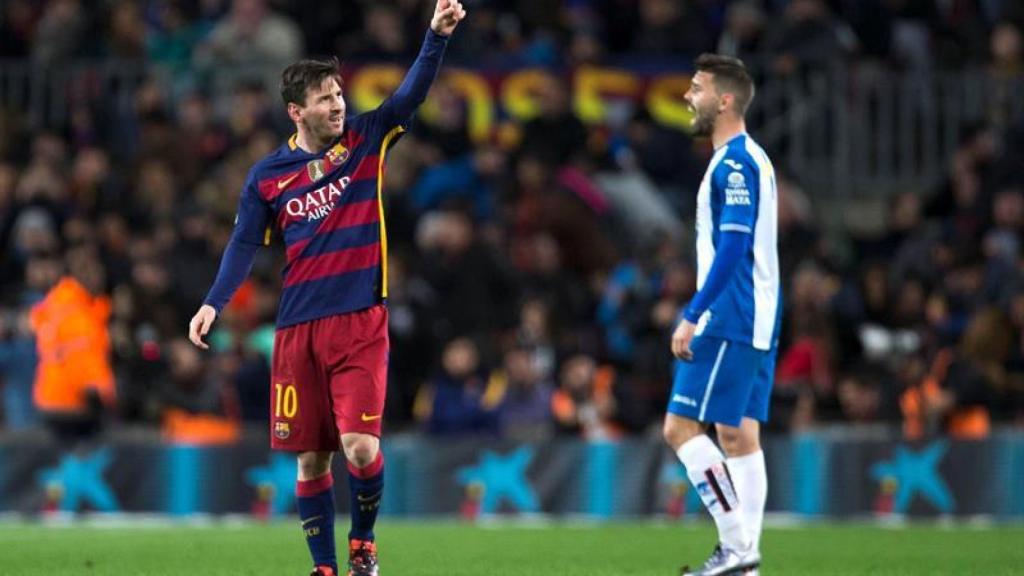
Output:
[1, 520, 1021, 575]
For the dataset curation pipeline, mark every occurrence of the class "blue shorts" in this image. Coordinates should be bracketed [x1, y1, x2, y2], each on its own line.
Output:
[666, 335, 776, 427]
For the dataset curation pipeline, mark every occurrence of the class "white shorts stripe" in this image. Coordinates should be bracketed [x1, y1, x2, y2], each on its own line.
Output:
[698, 341, 729, 421]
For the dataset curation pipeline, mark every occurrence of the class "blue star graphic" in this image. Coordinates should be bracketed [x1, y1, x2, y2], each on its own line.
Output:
[871, 441, 954, 513]
[38, 448, 119, 512]
[456, 447, 539, 514]
[246, 453, 297, 515]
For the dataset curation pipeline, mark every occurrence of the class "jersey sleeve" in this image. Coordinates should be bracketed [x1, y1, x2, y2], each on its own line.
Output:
[682, 231, 750, 323]
[369, 29, 449, 136]
[232, 169, 272, 246]
[203, 170, 270, 312]
[713, 153, 759, 234]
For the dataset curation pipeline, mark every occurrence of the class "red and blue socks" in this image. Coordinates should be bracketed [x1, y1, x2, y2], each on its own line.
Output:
[347, 452, 384, 542]
[296, 472, 337, 573]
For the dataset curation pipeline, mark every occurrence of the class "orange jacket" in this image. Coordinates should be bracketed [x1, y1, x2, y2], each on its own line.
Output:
[30, 277, 115, 413]
[161, 408, 240, 446]
[901, 348, 990, 440]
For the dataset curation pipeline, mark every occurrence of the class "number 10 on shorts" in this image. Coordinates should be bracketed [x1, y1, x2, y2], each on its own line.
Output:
[275, 383, 298, 418]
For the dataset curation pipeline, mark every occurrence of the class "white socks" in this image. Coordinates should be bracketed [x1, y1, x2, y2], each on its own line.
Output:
[727, 449, 767, 553]
[675, 435, 749, 552]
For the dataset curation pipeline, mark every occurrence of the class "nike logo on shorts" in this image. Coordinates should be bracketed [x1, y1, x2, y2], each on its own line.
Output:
[360, 413, 382, 422]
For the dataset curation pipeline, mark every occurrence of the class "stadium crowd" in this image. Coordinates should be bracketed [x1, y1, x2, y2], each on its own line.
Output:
[1, 0, 1024, 443]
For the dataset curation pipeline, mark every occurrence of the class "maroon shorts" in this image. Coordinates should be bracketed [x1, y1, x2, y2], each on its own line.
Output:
[269, 305, 388, 451]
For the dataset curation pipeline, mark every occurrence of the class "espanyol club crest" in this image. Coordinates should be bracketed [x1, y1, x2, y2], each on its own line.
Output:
[307, 159, 326, 182]
[274, 421, 290, 439]
[326, 143, 349, 166]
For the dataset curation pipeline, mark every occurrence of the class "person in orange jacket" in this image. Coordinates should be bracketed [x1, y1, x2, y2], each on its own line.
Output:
[29, 249, 115, 441]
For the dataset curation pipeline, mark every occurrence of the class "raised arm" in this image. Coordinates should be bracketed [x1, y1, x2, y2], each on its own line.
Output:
[376, 0, 466, 128]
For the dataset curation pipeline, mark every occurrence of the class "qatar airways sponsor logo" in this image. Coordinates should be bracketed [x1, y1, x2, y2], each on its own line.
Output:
[284, 176, 352, 221]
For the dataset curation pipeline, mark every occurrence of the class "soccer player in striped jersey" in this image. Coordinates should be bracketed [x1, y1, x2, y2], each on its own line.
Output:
[187, 2, 466, 575]
[664, 54, 781, 576]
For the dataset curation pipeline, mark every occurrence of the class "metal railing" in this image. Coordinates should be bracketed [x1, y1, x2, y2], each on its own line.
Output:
[2, 60, 1021, 197]
[750, 67, 1024, 196]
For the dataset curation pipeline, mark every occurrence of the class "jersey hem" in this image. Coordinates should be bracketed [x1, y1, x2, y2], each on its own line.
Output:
[275, 298, 386, 329]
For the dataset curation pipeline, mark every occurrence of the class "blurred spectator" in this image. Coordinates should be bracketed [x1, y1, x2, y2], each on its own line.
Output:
[597, 243, 670, 364]
[551, 352, 622, 440]
[835, 364, 896, 424]
[552, 350, 622, 438]
[991, 20, 1023, 74]
[31, 0, 90, 66]
[411, 78, 474, 161]
[29, 250, 115, 444]
[2, 251, 61, 431]
[106, 0, 146, 60]
[513, 296, 558, 381]
[147, 0, 210, 72]
[516, 233, 594, 329]
[416, 208, 519, 342]
[990, 21, 1024, 125]
[409, 138, 502, 220]
[345, 3, 414, 62]
[193, 0, 302, 71]
[496, 346, 554, 441]
[384, 251, 437, 425]
[774, 262, 836, 427]
[901, 308, 1011, 439]
[763, 0, 855, 77]
[717, 1, 767, 60]
[506, 154, 617, 278]
[0, 0, 37, 58]
[416, 337, 501, 436]
[518, 73, 587, 168]
[630, 0, 712, 59]
[155, 338, 241, 445]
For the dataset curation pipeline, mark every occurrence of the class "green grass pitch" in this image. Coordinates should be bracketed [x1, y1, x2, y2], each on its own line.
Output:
[1, 519, 1021, 575]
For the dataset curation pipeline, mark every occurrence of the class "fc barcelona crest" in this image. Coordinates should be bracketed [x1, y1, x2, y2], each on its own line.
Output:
[326, 143, 349, 166]
[274, 421, 291, 440]
[307, 159, 325, 182]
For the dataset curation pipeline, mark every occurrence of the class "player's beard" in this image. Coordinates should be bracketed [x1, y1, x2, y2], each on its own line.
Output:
[691, 103, 716, 137]
[304, 116, 340, 148]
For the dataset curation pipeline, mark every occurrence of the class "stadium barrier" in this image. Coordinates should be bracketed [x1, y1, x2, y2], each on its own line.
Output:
[2, 60, 1022, 198]
[0, 429, 1020, 519]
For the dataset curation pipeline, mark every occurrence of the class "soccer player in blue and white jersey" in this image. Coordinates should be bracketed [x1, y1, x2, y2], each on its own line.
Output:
[187, 2, 466, 575]
[664, 54, 781, 576]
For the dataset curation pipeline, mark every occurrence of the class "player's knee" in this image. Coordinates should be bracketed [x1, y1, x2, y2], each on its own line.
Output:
[717, 429, 742, 455]
[717, 427, 758, 457]
[663, 415, 702, 450]
[341, 434, 379, 468]
[296, 451, 332, 480]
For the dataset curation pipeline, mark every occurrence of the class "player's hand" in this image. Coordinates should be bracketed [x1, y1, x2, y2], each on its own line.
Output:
[431, 0, 466, 37]
[671, 319, 697, 361]
[188, 304, 218, 350]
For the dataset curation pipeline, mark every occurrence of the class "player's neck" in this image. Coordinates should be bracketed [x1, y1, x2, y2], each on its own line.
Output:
[712, 120, 746, 150]
[294, 129, 331, 154]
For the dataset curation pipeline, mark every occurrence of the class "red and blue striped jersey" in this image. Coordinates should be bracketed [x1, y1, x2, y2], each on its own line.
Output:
[204, 29, 448, 328]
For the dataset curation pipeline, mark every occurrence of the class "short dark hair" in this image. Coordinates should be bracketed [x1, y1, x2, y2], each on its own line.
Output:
[280, 57, 343, 107]
[694, 53, 755, 115]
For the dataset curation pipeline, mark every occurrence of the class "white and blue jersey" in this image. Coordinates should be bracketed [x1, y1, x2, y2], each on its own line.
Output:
[669, 132, 782, 426]
[691, 132, 781, 350]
